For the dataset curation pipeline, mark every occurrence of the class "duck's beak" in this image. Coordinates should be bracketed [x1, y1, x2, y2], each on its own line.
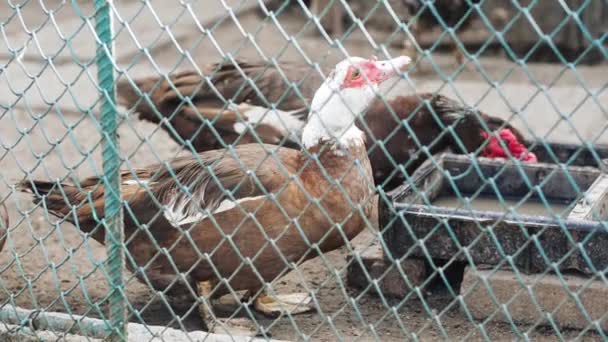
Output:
[368, 56, 411, 85]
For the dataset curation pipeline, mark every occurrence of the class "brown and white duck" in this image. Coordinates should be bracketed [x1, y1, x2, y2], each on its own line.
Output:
[117, 59, 532, 188]
[20, 55, 412, 334]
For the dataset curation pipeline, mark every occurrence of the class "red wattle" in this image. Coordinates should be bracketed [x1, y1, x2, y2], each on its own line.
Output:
[480, 129, 537, 162]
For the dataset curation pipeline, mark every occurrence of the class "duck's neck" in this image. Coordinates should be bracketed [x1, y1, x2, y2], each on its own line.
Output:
[299, 104, 374, 247]
[301, 108, 366, 155]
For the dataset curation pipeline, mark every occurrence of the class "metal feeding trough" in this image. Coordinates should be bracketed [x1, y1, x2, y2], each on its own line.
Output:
[380, 152, 608, 275]
[529, 140, 608, 168]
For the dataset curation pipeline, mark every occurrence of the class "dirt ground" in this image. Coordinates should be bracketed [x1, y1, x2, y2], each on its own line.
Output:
[0, 1, 607, 340]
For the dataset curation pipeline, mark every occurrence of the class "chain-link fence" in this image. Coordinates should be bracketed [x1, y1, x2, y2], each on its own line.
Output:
[1, 0, 607, 340]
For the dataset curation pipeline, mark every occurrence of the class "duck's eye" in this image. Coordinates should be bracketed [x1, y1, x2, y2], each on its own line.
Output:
[351, 69, 361, 79]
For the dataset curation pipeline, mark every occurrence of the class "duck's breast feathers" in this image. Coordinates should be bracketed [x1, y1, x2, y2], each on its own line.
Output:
[143, 144, 299, 227]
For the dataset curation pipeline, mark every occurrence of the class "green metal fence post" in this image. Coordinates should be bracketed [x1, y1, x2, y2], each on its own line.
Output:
[94, 0, 126, 340]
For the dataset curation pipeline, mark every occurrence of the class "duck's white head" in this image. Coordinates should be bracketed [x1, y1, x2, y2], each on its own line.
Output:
[302, 55, 411, 152]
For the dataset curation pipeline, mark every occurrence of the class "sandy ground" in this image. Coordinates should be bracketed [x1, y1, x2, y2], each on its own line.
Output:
[0, 1, 607, 340]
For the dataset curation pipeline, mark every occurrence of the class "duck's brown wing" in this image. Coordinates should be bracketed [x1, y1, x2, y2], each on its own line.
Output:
[18, 144, 299, 238]
[198, 59, 323, 111]
[149, 144, 299, 227]
[118, 60, 321, 113]
[117, 59, 317, 151]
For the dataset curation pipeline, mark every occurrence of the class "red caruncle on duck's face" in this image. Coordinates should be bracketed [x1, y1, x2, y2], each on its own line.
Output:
[330, 56, 410, 91]
[339, 59, 388, 90]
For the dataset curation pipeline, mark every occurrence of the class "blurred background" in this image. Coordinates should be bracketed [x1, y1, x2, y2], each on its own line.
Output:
[0, 0, 606, 340]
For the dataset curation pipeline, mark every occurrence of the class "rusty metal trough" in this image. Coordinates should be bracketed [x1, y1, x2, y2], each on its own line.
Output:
[380, 148, 608, 275]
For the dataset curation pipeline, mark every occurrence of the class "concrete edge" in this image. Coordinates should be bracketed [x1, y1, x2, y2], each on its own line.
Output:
[0, 305, 286, 342]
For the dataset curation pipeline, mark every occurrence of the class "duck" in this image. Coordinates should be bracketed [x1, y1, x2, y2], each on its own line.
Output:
[117, 60, 319, 150]
[20, 55, 412, 334]
[117, 59, 534, 188]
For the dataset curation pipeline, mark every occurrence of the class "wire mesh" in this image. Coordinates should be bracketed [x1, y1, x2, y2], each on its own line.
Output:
[0, 0, 607, 340]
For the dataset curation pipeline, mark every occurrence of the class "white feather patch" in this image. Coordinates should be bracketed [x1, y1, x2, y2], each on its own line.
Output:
[231, 104, 304, 140]
[163, 195, 266, 227]
[122, 179, 151, 185]
[233, 122, 248, 134]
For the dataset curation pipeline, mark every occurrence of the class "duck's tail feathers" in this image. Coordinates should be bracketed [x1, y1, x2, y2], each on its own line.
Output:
[18, 179, 105, 231]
